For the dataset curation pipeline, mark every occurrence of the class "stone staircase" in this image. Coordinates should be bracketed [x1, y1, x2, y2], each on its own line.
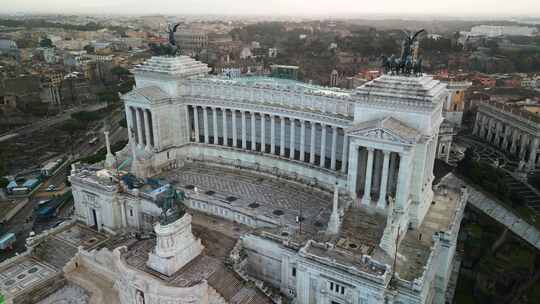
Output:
[208, 265, 272, 304]
[32, 237, 78, 270]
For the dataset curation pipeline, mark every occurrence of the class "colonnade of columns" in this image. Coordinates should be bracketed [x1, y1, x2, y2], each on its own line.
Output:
[473, 113, 539, 169]
[129, 106, 155, 150]
[350, 146, 402, 209]
[188, 105, 349, 172]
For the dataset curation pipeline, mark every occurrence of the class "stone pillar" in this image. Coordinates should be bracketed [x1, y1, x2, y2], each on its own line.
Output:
[510, 130, 518, 154]
[135, 107, 144, 148]
[520, 134, 528, 160]
[193, 107, 200, 143]
[232, 110, 237, 147]
[472, 112, 480, 135]
[104, 131, 115, 169]
[486, 119, 493, 142]
[330, 126, 338, 170]
[251, 112, 257, 151]
[280, 117, 286, 156]
[128, 107, 137, 144]
[270, 115, 276, 154]
[347, 144, 359, 200]
[241, 111, 247, 149]
[501, 127, 510, 150]
[203, 107, 209, 144]
[143, 109, 152, 150]
[377, 151, 391, 209]
[222, 108, 228, 146]
[290, 118, 295, 160]
[300, 120, 306, 161]
[479, 115, 486, 138]
[327, 184, 340, 235]
[395, 151, 412, 210]
[361, 148, 375, 206]
[310, 122, 316, 164]
[493, 123, 501, 146]
[341, 134, 349, 173]
[320, 124, 327, 168]
[529, 137, 538, 169]
[261, 114, 266, 153]
[212, 107, 218, 145]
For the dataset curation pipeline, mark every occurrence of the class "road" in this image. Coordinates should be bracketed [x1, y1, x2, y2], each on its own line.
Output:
[0, 104, 108, 143]
[0, 108, 126, 262]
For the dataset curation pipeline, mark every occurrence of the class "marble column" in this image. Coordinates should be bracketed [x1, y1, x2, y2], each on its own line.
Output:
[347, 144, 359, 200]
[261, 114, 266, 153]
[493, 123, 501, 146]
[222, 109, 228, 146]
[377, 151, 391, 209]
[510, 130, 518, 154]
[341, 135, 349, 173]
[300, 120, 306, 162]
[479, 116, 486, 138]
[395, 151, 412, 209]
[251, 112, 257, 151]
[330, 126, 338, 170]
[128, 107, 137, 144]
[320, 124, 327, 168]
[232, 110, 237, 147]
[290, 118, 295, 160]
[143, 109, 152, 150]
[241, 111, 247, 149]
[203, 107, 209, 144]
[212, 107, 218, 145]
[280, 117, 286, 156]
[270, 115, 276, 154]
[472, 113, 480, 135]
[501, 127, 510, 150]
[361, 148, 374, 206]
[310, 122, 316, 164]
[388, 153, 398, 194]
[135, 107, 144, 148]
[486, 119, 493, 142]
[193, 107, 200, 143]
[520, 134, 528, 160]
[528, 137, 538, 169]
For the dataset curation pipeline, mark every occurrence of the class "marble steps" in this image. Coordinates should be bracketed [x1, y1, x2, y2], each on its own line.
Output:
[33, 237, 78, 270]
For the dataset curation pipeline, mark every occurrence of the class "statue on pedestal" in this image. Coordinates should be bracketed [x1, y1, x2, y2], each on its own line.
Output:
[149, 23, 182, 56]
[380, 29, 425, 76]
[156, 185, 186, 225]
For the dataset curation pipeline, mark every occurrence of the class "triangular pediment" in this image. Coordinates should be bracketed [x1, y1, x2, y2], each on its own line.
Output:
[123, 86, 170, 104]
[347, 117, 421, 145]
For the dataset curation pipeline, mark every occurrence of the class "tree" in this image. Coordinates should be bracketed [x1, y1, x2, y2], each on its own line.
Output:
[110, 66, 131, 78]
[0, 177, 8, 189]
[39, 37, 54, 48]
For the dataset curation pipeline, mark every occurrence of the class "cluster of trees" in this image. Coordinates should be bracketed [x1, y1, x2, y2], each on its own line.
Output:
[0, 19, 124, 32]
[78, 139, 128, 165]
[457, 150, 525, 208]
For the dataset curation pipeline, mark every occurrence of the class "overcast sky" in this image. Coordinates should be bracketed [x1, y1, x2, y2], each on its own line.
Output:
[3, 0, 540, 17]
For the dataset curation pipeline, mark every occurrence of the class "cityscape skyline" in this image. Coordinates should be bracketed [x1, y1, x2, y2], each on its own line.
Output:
[3, 0, 540, 18]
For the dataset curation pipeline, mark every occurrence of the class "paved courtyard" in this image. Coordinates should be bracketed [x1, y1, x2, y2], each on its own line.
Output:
[161, 164, 335, 231]
[0, 258, 57, 297]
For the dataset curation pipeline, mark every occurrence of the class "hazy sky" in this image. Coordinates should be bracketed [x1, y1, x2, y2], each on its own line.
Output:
[3, 0, 540, 17]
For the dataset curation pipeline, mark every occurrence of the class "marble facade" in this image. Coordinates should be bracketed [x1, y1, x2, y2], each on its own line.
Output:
[69, 55, 468, 304]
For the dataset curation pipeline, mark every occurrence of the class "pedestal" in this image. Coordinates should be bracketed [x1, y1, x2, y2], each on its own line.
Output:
[147, 213, 204, 276]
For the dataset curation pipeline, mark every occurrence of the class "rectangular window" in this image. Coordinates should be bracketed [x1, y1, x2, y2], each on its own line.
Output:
[129, 209, 133, 217]
[330, 282, 334, 291]
[292, 267, 296, 277]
